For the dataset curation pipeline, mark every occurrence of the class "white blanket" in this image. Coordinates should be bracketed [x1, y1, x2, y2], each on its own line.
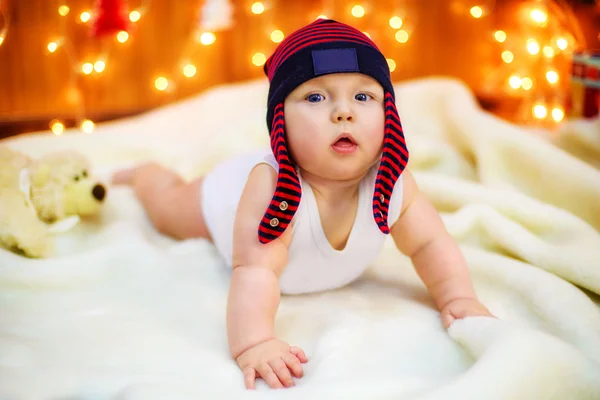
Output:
[1, 78, 600, 400]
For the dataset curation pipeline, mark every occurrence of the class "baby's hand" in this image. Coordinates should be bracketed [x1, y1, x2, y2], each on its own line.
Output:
[235, 339, 308, 389]
[440, 298, 495, 329]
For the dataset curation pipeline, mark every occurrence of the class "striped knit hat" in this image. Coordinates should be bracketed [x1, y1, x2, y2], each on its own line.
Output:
[258, 18, 409, 244]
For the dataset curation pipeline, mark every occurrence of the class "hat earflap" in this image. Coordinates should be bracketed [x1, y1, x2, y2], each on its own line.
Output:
[258, 103, 302, 244]
[372, 91, 409, 234]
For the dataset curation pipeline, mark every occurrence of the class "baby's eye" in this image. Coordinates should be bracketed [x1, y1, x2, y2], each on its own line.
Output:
[74, 175, 80, 182]
[82, 170, 88, 178]
[355, 93, 372, 102]
[306, 93, 324, 103]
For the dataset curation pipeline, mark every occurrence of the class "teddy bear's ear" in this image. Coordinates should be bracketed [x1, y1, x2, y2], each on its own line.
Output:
[30, 163, 51, 186]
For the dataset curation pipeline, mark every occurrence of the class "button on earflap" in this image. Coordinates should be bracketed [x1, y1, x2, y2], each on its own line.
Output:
[279, 201, 288, 211]
[270, 218, 279, 227]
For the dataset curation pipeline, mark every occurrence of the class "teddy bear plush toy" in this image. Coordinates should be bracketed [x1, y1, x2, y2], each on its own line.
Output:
[0, 145, 107, 258]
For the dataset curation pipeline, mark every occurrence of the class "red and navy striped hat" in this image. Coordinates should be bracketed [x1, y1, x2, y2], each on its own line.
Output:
[258, 18, 409, 244]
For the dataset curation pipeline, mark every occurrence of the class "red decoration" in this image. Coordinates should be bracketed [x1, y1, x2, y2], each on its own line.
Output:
[90, 0, 130, 38]
[569, 51, 600, 118]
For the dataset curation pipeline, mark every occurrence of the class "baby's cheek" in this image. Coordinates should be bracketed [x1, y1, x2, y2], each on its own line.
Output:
[286, 135, 312, 166]
[295, 138, 323, 164]
[365, 127, 385, 148]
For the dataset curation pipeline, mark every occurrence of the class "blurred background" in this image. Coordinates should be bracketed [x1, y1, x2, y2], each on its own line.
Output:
[0, 0, 598, 139]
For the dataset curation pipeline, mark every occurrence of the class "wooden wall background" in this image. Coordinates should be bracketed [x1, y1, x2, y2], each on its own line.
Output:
[0, 0, 598, 136]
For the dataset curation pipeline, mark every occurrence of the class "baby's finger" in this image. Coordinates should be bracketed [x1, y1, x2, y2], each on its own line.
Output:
[243, 366, 257, 390]
[269, 358, 294, 387]
[256, 364, 284, 389]
[290, 346, 308, 363]
[441, 308, 456, 329]
[283, 353, 304, 378]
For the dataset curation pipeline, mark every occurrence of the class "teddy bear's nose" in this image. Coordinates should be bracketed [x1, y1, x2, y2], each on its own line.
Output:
[92, 184, 106, 201]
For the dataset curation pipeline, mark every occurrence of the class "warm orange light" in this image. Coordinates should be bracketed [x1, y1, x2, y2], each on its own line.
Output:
[533, 104, 547, 119]
[529, 9, 548, 25]
[526, 39, 540, 55]
[50, 120, 64, 135]
[117, 31, 129, 43]
[252, 52, 266, 66]
[386, 58, 396, 72]
[502, 51, 514, 63]
[58, 5, 70, 16]
[251, 2, 265, 14]
[521, 77, 533, 90]
[494, 30, 506, 43]
[552, 108, 564, 122]
[351, 5, 365, 18]
[47, 41, 59, 53]
[389, 16, 403, 29]
[546, 70, 559, 84]
[543, 46, 555, 58]
[252, 53, 267, 67]
[81, 63, 94, 75]
[155, 77, 169, 91]
[509, 75, 521, 89]
[470, 6, 483, 18]
[80, 11, 91, 23]
[129, 11, 141, 22]
[271, 30, 284, 43]
[199, 32, 216, 45]
[183, 64, 197, 78]
[556, 37, 568, 50]
[395, 30, 409, 43]
[81, 120, 95, 134]
[94, 61, 106, 73]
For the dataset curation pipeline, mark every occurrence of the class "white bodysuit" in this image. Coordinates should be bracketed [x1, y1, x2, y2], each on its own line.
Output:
[200, 150, 404, 295]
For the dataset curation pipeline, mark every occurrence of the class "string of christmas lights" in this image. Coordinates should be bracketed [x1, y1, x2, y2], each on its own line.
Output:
[44, 0, 154, 135]
[0, 0, 588, 135]
[245, 0, 413, 74]
[475, 0, 585, 125]
[152, 0, 233, 95]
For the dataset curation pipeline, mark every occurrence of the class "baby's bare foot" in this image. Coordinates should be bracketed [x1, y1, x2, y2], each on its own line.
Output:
[111, 168, 136, 185]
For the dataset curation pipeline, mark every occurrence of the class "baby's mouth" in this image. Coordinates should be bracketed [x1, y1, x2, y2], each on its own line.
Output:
[332, 133, 357, 147]
[334, 137, 355, 147]
[331, 134, 358, 153]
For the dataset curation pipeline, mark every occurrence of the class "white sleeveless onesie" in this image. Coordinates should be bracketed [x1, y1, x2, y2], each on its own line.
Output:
[200, 149, 404, 295]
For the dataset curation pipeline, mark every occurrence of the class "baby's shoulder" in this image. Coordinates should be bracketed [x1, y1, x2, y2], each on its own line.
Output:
[398, 169, 417, 215]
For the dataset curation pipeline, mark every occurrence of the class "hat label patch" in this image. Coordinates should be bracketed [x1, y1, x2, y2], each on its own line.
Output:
[312, 48, 359, 75]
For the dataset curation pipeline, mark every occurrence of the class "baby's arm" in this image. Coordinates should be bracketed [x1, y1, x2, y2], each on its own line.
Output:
[391, 170, 494, 328]
[228, 164, 307, 390]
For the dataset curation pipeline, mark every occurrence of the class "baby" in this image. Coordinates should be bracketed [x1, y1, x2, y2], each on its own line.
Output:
[113, 19, 494, 390]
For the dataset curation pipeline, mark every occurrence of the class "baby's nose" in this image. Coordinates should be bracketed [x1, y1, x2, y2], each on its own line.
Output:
[92, 184, 106, 201]
[334, 105, 354, 122]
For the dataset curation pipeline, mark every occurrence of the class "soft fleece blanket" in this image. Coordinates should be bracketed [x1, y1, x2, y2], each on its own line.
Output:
[1, 78, 599, 400]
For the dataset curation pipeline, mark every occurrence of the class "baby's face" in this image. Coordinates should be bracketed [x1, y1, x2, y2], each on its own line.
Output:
[283, 73, 385, 182]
